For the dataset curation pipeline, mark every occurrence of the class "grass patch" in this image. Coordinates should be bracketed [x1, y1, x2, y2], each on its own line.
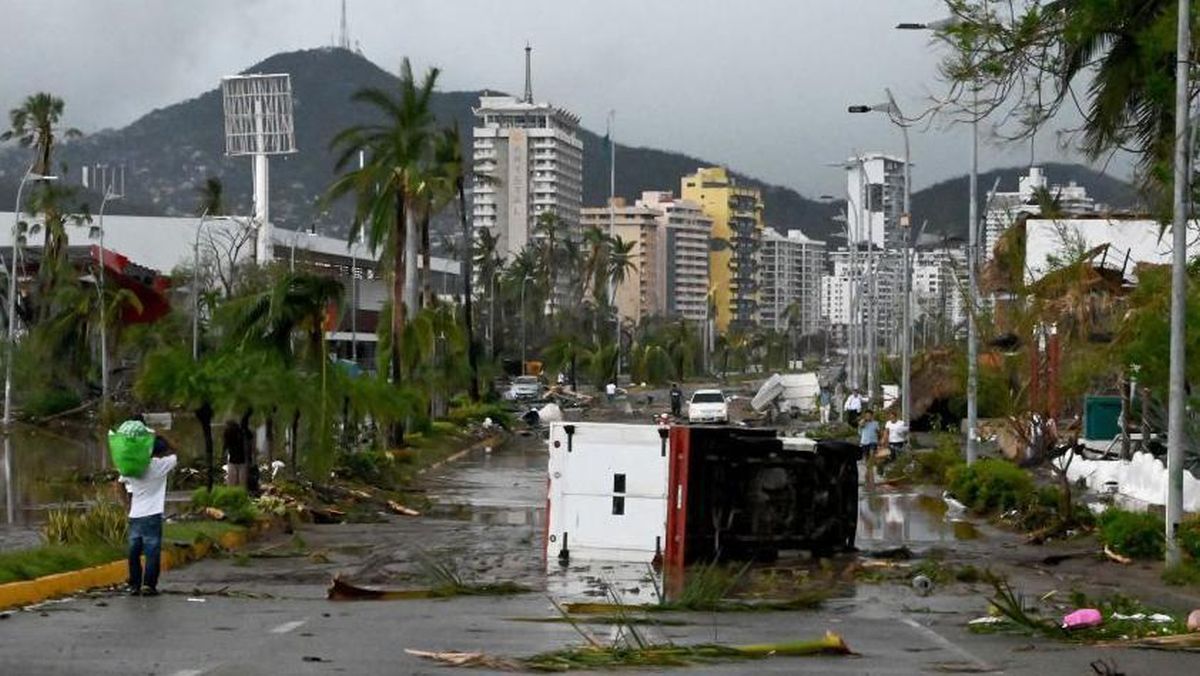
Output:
[946, 458, 1034, 514]
[445, 402, 514, 430]
[972, 575, 1190, 642]
[163, 521, 245, 546]
[1097, 509, 1165, 560]
[190, 486, 259, 525]
[0, 543, 125, 584]
[42, 499, 127, 548]
[806, 422, 855, 441]
[1163, 561, 1200, 586]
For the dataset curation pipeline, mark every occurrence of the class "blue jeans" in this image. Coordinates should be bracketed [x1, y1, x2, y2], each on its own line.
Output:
[128, 513, 163, 590]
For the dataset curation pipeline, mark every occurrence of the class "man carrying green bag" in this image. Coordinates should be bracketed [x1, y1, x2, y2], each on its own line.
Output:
[112, 415, 177, 596]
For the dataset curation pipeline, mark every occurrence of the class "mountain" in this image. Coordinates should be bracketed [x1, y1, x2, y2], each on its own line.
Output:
[0, 48, 837, 242]
[0, 47, 1139, 248]
[911, 162, 1142, 239]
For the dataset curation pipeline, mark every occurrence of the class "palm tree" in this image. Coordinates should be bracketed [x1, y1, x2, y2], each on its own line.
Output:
[196, 176, 226, 216]
[328, 58, 440, 392]
[2, 92, 81, 176]
[532, 211, 563, 318]
[224, 270, 345, 365]
[431, 125, 481, 401]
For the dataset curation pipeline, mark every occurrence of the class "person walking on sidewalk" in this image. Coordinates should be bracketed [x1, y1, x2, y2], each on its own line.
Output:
[119, 435, 177, 596]
[223, 420, 248, 488]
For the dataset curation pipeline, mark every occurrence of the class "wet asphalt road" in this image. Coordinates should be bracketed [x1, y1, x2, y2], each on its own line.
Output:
[1, 433, 1197, 675]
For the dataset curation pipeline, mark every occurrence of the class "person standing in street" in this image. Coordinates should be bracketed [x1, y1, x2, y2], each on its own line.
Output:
[670, 383, 683, 417]
[882, 410, 909, 463]
[844, 389, 864, 427]
[119, 435, 177, 596]
[858, 409, 879, 462]
[818, 388, 832, 424]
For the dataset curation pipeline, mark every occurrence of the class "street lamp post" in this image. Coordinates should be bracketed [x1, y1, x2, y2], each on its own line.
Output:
[898, 17, 979, 463]
[192, 210, 211, 361]
[848, 88, 913, 428]
[95, 184, 121, 412]
[4, 170, 58, 428]
[520, 274, 533, 376]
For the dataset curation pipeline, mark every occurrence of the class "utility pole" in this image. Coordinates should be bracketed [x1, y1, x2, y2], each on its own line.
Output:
[965, 86, 980, 464]
[1165, 0, 1190, 569]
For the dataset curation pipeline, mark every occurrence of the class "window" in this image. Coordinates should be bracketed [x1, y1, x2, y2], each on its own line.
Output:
[611, 496, 625, 515]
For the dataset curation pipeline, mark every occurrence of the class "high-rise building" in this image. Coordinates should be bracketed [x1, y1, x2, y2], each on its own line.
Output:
[680, 167, 764, 333]
[983, 167, 1096, 260]
[472, 48, 583, 260]
[845, 153, 907, 249]
[759, 228, 826, 335]
[821, 245, 898, 351]
[636, 191, 711, 323]
[581, 199, 663, 324]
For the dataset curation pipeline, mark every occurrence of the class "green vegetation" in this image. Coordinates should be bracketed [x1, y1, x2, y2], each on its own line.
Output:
[1097, 509, 1166, 560]
[883, 434, 964, 485]
[190, 486, 259, 525]
[947, 459, 1035, 515]
[162, 521, 245, 545]
[415, 556, 530, 598]
[0, 543, 125, 585]
[42, 499, 127, 548]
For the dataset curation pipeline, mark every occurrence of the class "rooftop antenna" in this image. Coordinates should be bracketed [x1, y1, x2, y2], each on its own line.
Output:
[339, 0, 350, 50]
[523, 42, 533, 103]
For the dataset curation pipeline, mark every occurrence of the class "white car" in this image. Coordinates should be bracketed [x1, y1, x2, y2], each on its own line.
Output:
[507, 375, 543, 401]
[688, 389, 729, 424]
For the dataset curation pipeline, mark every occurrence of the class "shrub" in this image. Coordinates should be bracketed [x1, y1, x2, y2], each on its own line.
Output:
[1179, 517, 1200, 562]
[335, 449, 395, 486]
[947, 458, 1035, 514]
[445, 402, 513, 429]
[1097, 509, 1165, 560]
[191, 486, 258, 525]
[884, 434, 964, 485]
[42, 499, 127, 548]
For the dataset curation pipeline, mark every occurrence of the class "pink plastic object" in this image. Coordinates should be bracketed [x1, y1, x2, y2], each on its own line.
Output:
[1062, 608, 1103, 630]
[1188, 609, 1200, 632]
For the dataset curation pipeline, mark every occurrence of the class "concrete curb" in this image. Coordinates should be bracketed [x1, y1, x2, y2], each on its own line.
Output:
[0, 525, 257, 611]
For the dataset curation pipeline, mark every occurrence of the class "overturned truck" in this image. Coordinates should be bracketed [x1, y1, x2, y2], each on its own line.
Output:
[545, 423, 859, 577]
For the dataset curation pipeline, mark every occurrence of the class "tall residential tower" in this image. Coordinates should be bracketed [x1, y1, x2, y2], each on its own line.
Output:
[472, 47, 583, 260]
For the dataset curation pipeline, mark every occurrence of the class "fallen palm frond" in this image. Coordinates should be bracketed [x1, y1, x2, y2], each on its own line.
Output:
[326, 568, 530, 601]
[562, 589, 827, 615]
[407, 632, 853, 671]
[507, 615, 691, 626]
[1112, 633, 1200, 651]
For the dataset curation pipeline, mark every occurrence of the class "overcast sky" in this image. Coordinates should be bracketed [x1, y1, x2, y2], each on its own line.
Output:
[0, 0, 1124, 198]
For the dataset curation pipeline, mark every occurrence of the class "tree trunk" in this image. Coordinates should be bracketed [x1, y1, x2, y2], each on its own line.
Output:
[403, 209, 419, 320]
[459, 181, 480, 402]
[390, 197, 408, 447]
[290, 410, 301, 475]
[420, 212, 432, 310]
[196, 401, 215, 493]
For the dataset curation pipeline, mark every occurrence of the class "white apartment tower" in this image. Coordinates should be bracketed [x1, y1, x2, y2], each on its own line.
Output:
[845, 153, 907, 249]
[472, 46, 584, 260]
[760, 229, 826, 335]
[983, 167, 1097, 260]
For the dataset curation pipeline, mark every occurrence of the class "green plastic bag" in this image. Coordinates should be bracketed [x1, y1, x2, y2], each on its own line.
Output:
[109, 420, 154, 477]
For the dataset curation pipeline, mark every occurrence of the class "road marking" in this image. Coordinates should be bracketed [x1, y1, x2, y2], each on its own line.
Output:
[169, 670, 206, 676]
[901, 617, 999, 673]
[269, 619, 307, 635]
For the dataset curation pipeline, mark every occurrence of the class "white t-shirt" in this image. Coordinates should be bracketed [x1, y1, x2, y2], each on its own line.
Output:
[844, 394, 863, 412]
[120, 455, 178, 518]
[606, 383, 616, 396]
[885, 420, 909, 444]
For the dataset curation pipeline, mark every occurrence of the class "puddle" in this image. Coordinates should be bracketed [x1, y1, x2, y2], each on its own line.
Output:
[856, 491, 979, 544]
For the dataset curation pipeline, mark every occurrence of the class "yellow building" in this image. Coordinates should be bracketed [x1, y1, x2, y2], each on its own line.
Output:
[680, 167, 765, 333]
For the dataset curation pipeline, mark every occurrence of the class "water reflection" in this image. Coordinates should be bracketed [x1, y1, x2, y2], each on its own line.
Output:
[856, 491, 978, 544]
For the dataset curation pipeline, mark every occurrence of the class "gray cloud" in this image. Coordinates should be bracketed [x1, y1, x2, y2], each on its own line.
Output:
[0, 0, 1124, 203]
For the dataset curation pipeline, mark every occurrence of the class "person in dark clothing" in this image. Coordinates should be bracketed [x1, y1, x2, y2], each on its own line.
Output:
[670, 383, 683, 417]
[223, 421, 248, 488]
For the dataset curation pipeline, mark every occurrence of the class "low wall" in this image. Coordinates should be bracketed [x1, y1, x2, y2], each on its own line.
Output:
[1057, 451, 1200, 512]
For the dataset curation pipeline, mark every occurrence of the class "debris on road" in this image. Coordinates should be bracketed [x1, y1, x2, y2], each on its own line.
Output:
[1190, 609, 1200, 632]
[1102, 545, 1132, 565]
[1062, 608, 1104, 630]
[386, 500, 420, 517]
[406, 632, 852, 671]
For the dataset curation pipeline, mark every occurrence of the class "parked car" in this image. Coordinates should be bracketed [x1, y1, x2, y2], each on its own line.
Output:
[507, 375, 543, 401]
[687, 389, 729, 424]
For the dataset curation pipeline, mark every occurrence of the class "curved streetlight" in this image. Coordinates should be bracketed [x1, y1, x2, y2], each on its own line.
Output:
[4, 170, 59, 428]
[848, 88, 913, 430]
[94, 183, 121, 412]
[897, 16, 979, 465]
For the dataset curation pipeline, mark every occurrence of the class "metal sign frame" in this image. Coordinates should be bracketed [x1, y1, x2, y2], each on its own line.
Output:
[221, 74, 297, 156]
